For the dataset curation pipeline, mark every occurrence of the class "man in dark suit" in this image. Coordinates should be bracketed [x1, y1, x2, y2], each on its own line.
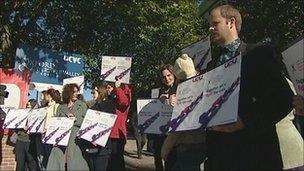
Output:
[205, 5, 294, 170]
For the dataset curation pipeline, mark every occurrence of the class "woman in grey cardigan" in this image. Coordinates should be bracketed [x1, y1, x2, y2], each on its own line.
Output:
[47, 83, 89, 171]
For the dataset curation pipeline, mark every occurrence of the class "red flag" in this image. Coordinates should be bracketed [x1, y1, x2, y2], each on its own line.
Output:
[0, 68, 31, 108]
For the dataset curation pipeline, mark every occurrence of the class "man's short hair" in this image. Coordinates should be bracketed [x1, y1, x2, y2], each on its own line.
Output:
[213, 5, 242, 33]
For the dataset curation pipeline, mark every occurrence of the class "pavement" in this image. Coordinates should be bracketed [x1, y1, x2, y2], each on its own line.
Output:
[124, 138, 155, 171]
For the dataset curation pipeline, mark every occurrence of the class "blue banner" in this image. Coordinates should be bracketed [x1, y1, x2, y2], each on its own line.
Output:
[15, 44, 84, 86]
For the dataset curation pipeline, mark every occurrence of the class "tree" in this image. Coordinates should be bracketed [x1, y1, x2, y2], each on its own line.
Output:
[2, 0, 207, 98]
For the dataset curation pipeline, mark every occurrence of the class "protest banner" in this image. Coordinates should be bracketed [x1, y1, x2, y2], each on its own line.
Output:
[181, 36, 212, 71]
[101, 56, 132, 84]
[2, 108, 30, 129]
[63, 75, 85, 93]
[168, 55, 241, 132]
[77, 109, 117, 147]
[282, 38, 304, 95]
[151, 88, 160, 98]
[137, 99, 173, 134]
[27, 107, 48, 133]
[43, 117, 75, 146]
[15, 44, 84, 91]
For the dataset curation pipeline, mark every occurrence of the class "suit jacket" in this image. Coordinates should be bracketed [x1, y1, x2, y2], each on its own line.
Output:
[205, 42, 294, 170]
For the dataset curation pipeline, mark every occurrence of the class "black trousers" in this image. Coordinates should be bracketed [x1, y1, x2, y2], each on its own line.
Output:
[42, 143, 53, 168]
[152, 135, 166, 171]
[107, 133, 126, 171]
[15, 140, 38, 171]
[83, 140, 112, 171]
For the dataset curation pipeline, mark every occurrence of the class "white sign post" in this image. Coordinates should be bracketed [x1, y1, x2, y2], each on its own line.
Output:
[137, 99, 173, 134]
[77, 109, 117, 147]
[43, 117, 75, 146]
[169, 55, 241, 132]
[282, 38, 304, 96]
[101, 56, 132, 84]
[2, 108, 30, 129]
[27, 107, 48, 133]
[181, 36, 212, 71]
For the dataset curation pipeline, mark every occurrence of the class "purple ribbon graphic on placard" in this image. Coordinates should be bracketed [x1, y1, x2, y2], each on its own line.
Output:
[100, 66, 116, 80]
[196, 48, 210, 69]
[91, 127, 113, 143]
[138, 112, 160, 133]
[43, 127, 60, 143]
[115, 67, 131, 81]
[77, 122, 98, 137]
[14, 116, 28, 128]
[160, 90, 204, 132]
[54, 128, 72, 146]
[199, 77, 240, 128]
[3, 116, 18, 128]
[28, 118, 39, 132]
[35, 117, 46, 132]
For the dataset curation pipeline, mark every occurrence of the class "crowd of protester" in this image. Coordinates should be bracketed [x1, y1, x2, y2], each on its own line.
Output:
[1, 4, 304, 171]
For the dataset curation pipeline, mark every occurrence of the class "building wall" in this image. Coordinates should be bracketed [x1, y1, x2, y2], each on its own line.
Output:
[1, 130, 16, 171]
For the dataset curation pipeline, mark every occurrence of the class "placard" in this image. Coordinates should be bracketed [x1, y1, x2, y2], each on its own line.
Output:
[2, 108, 30, 129]
[168, 55, 241, 132]
[282, 38, 304, 95]
[101, 56, 132, 84]
[77, 109, 117, 147]
[43, 117, 75, 146]
[181, 36, 212, 71]
[27, 107, 48, 133]
[137, 99, 173, 134]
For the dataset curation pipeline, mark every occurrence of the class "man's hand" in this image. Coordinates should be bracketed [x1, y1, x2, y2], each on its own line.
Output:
[159, 94, 168, 103]
[169, 94, 177, 107]
[115, 80, 121, 88]
[293, 95, 304, 116]
[209, 118, 245, 133]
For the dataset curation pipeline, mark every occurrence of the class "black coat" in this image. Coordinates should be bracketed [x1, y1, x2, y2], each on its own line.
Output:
[205, 42, 294, 170]
[84, 98, 116, 155]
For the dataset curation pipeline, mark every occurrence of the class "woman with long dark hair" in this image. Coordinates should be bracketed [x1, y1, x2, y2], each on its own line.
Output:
[151, 64, 178, 171]
[47, 84, 89, 171]
[84, 84, 115, 171]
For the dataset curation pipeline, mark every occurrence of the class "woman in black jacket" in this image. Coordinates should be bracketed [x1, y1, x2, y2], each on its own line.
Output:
[85, 84, 115, 171]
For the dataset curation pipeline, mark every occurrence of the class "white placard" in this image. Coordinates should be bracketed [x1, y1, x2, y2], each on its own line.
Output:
[43, 117, 75, 146]
[137, 99, 173, 134]
[27, 107, 48, 133]
[31, 82, 63, 92]
[63, 75, 85, 93]
[282, 38, 304, 96]
[181, 36, 212, 71]
[151, 88, 160, 98]
[101, 56, 132, 84]
[2, 108, 30, 129]
[169, 55, 241, 132]
[77, 109, 117, 147]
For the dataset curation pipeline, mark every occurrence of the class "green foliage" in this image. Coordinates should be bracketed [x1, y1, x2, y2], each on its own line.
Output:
[235, 0, 303, 51]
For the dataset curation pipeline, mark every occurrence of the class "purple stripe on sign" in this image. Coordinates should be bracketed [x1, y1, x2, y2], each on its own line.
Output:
[115, 67, 131, 81]
[3, 116, 18, 128]
[100, 66, 116, 80]
[199, 77, 240, 128]
[54, 128, 72, 146]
